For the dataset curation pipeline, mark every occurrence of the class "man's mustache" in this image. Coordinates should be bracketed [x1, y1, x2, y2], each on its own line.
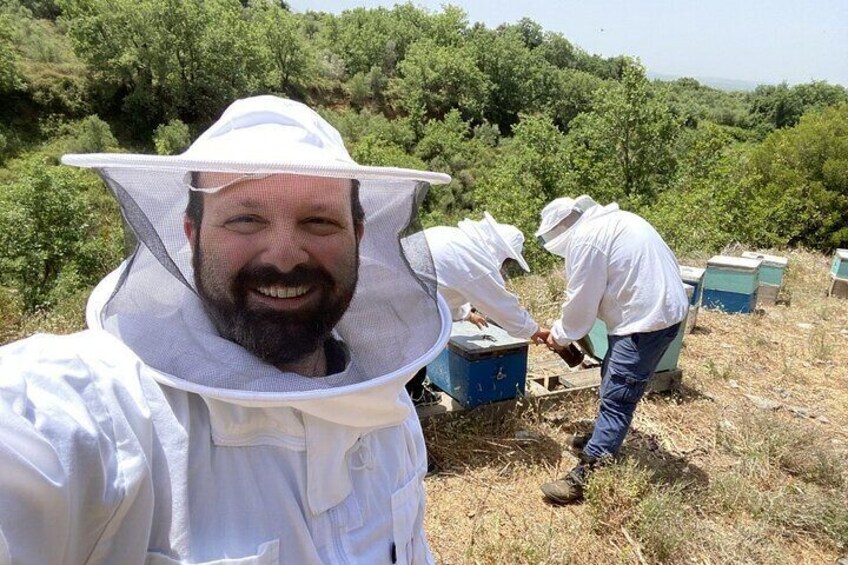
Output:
[234, 264, 335, 290]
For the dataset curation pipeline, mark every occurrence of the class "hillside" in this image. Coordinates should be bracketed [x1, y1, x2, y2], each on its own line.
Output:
[423, 249, 848, 563]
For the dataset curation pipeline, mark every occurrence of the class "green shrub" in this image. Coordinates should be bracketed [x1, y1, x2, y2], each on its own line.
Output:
[154, 119, 191, 155]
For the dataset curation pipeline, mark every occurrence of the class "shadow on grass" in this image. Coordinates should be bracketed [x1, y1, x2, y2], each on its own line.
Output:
[422, 406, 567, 474]
[621, 428, 710, 492]
[651, 382, 716, 405]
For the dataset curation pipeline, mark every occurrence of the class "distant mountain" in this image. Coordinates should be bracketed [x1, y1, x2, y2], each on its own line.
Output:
[647, 71, 764, 92]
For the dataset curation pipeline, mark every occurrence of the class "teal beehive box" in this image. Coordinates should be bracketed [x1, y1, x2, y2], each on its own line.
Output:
[831, 249, 848, 279]
[741, 251, 788, 305]
[584, 295, 689, 374]
[741, 251, 788, 287]
[703, 256, 762, 314]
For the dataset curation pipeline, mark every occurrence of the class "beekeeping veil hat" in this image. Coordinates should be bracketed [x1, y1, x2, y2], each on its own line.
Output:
[456, 212, 530, 273]
[62, 95, 452, 418]
[535, 195, 598, 250]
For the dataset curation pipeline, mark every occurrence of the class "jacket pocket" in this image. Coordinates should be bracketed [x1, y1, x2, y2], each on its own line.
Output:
[391, 476, 429, 564]
[146, 539, 279, 565]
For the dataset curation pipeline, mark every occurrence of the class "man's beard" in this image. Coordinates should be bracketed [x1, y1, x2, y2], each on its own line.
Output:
[193, 247, 359, 369]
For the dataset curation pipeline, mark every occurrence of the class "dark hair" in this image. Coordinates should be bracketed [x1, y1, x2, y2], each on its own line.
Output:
[185, 174, 365, 228]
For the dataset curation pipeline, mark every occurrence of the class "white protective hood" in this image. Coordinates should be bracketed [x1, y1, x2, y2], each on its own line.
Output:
[67, 96, 453, 429]
[456, 211, 530, 274]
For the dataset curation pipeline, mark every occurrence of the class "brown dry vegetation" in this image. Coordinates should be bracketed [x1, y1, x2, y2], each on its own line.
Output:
[424, 248, 848, 564]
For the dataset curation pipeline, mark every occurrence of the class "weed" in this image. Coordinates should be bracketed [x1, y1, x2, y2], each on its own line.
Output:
[632, 485, 697, 561]
[585, 460, 651, 533]
[809, 325, 835, 361]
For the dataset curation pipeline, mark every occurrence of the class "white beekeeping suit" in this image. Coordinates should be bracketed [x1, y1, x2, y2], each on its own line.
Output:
[423, 213, 539, 339]
[0, 97, 452, 564]
[537, 196, 688, 345]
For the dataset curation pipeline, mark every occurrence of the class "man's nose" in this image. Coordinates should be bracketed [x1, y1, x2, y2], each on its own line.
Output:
[258, 228, 311, 272]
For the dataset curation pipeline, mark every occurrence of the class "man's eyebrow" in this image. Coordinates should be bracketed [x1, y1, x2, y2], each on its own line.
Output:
[231, 198, 263, 210]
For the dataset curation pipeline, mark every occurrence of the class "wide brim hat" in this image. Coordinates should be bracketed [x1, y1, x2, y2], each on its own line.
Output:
[62, 96, 451, 186]
[480, 212, 530, 272]
[63, 95, 454, 405]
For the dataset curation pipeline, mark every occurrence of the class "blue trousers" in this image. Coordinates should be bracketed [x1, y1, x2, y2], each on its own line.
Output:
[583, 323, 682, 460]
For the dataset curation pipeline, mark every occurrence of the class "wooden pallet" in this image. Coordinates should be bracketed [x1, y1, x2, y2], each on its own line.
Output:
[416, 357, 682, 420]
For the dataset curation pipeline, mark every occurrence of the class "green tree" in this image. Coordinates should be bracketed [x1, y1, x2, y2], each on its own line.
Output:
[562, 61, 679, 206]
[747, 81, 847, 133]
[0, 154, 123, 311]
[474, 114, 569, 270]
[643, 123, 753, 254]
[251, 3, 318, 98]
[0, 10, 24, 95]
[468, 26, 552, 129]
[59, 0, 268, 129]
[744, 102, 848, 249]
[389, 38, 490, 125]
[415, 109, 496, 222]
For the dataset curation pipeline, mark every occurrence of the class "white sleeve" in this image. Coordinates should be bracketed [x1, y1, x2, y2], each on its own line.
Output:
[551, 243, 607, 345]
[0, 332, 155, 564]
[453, 302, 473, 322]
[466, 273, 539, 339]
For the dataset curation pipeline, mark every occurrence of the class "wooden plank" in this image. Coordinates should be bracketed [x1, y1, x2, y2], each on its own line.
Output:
[417, 367, 682, 420]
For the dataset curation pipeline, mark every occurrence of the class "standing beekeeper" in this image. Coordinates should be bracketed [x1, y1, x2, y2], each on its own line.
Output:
[405, 215, 548, 406]
[535, 195, 688, 504]
[0, 96, 453, 563]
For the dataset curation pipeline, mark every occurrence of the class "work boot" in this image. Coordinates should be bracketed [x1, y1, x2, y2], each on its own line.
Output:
[540, 454, 599, 504]
[565, 432, 592, 454]
[410, 383, 442, 407]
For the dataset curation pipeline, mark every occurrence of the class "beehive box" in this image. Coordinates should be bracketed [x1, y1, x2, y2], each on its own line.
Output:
[679, 266, 705, 307]
[703, 255, 762, 314]
[741, 251, 787, 305]
[427, 321, 529, 409]
[683, 283, 698, 334]
[831, 249, 848, 280]
[584, 315, 687, 375]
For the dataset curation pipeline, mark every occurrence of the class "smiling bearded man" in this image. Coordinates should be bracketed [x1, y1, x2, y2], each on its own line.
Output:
[186, 173, 364, 373]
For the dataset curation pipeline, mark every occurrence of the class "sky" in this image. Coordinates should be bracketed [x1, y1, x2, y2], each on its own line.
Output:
[287, 0, 848, 88]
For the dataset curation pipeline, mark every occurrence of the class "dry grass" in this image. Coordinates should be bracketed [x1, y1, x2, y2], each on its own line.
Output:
[424, 248, 848, 564]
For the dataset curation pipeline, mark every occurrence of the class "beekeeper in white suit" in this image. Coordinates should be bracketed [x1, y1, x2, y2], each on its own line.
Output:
[535, 195, 687, 505]
[0, 96, 453, 563]
[405, 216, 548, 406]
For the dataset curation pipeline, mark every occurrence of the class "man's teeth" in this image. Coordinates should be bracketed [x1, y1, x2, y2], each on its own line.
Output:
[256, 285, 310, 299]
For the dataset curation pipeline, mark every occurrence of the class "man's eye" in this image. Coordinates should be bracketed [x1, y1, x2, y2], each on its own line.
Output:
[224, 216, 266, 233]
[304, 217, 343, 232]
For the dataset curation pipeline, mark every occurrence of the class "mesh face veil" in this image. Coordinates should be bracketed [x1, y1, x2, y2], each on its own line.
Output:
[63, 96, 452, 401]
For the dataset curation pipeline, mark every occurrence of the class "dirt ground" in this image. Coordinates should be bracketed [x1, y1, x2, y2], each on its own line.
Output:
[422, 249, 848, 564]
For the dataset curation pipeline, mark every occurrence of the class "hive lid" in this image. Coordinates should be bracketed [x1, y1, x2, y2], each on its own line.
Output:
[836, 249, 848, 260]
[707, 255, 762, 272]
[680, 265, 706, 282]
[741, 251, 788, 268]
[448, 321, 529, 354]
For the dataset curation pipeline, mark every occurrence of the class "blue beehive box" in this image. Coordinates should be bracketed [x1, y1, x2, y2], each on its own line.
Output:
[679, 266, 705, 306]
[427, 321, 529, 409]
[585, 310, 688, 374]
[703, 255, 762, 314]
[831, 249, 848, 279]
